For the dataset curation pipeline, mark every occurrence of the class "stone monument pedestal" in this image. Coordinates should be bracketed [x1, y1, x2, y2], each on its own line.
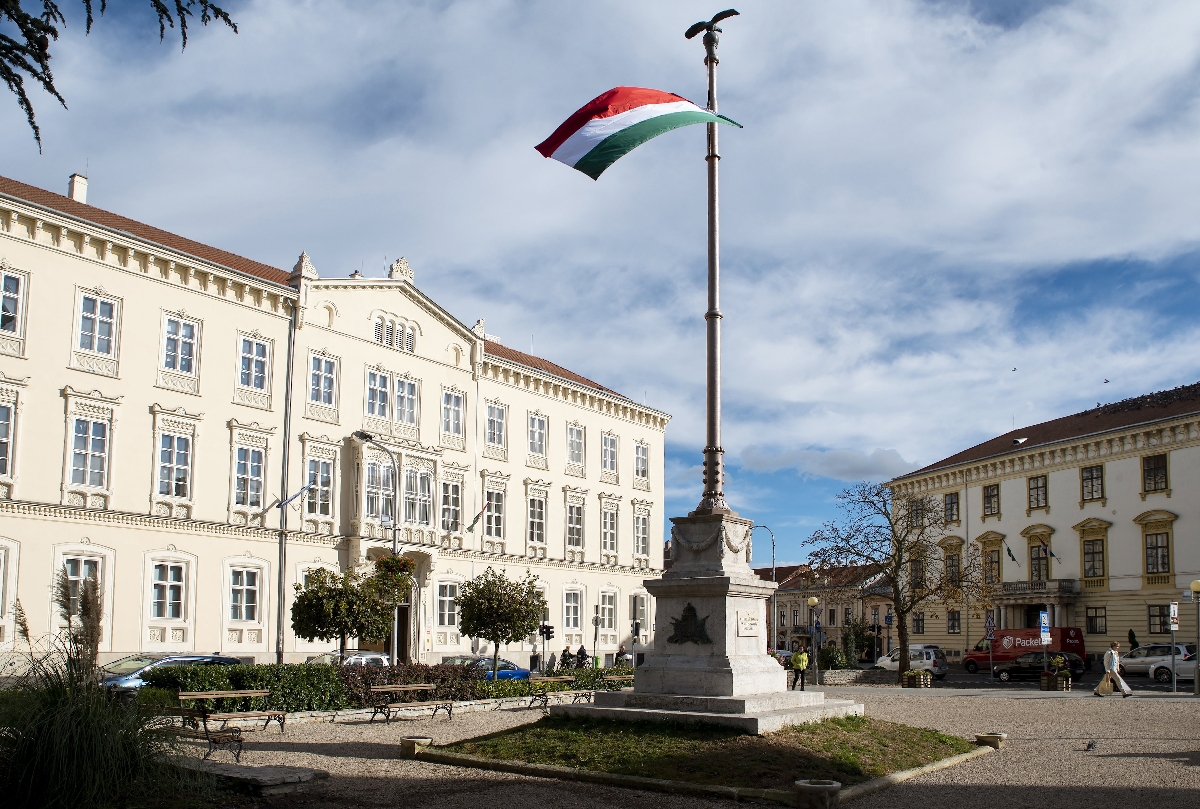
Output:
[550, 511, 864, 735]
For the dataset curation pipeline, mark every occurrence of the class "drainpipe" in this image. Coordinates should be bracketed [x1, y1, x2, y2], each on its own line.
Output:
[275, 288, 300, 664]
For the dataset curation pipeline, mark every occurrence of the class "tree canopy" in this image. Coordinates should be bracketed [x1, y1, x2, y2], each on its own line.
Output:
[456, 567, 546, 681]
[291, 557, 414, 657]
[2, 1, 237, 148]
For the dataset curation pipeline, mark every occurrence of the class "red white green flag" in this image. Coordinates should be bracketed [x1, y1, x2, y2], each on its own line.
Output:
[536, 86, 741, 180]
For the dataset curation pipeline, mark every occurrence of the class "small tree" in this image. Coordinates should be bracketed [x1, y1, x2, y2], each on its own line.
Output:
[840, 615, 871, 665]
[456, 567, 547, 681]
[291, 557, 414, 656]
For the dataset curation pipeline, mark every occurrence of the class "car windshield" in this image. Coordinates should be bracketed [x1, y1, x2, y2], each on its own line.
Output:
[101, 654, 163, 675]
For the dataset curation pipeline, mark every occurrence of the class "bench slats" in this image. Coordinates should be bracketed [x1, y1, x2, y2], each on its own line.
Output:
[369, 684, 435, 692]
[179, 690, 270, 700]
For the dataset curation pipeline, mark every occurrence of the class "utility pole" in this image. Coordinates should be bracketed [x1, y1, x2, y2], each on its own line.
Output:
[354, 431, 401, 665]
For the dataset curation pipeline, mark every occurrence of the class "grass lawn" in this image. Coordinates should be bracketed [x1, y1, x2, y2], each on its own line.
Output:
[444, 715, 973, 789]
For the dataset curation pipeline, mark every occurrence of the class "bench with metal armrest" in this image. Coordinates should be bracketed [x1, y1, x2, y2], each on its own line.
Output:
[368, 684, 454, 723]
[528, 676, 595, 710]
[175, 690, 286, 762]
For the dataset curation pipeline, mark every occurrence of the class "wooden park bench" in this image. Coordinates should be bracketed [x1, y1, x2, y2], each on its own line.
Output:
[173, 690, 284, 762]
[368, 683, 454, 723]
[527, 676, 594, 711]
[602, 674, 635, 688]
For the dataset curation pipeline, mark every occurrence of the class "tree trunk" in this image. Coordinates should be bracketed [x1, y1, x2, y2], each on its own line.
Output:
[340, 633, 347, 659]
[895, 615, 910, 683]
[492, 645, 501, 682]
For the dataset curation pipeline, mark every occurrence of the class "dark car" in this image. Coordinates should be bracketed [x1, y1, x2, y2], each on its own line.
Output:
[101, 653, 242, 696]
[441, 655, 531, 680]
[993, 651, 1086, 682]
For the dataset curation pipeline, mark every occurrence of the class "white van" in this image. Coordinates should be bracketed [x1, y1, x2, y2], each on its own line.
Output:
[875, 644, 948, 679]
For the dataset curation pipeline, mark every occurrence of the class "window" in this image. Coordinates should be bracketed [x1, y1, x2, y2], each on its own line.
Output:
[162, 317, 197, 374]
[982, 484, 1000, 516]
[1086, 606, 1107, 634]
[1030, 544, 1049, 581]
[567, 425, 584, 465]
[1, 272, 21, 333]
[910, 558, 925, 589]
[985, 549, 1000, 584]
[564, 591, 581, 629]
[374, 318, 415, 352]
[528, 496, 545, 544]
[437, 583, 458, 627]
[1028, 476, 1047, 510]
[234, 447, 264, 508]
[844, 607, 853, 626]
[779, 610, 787, 627]
[238, 338, 268, 390]
[528, 414, 546, 455]
[600, 592, 616, 629]
[0, 403, 10, 475]
[633, 594, 648, 626]
[367, 371, 390, 417]
[912, 612, 925, 634]
[230, 568, 258, 621]
[828, 609, 836, 627]
[1149, 605, 1170, 634]
[945, 552, 961, 586]
[157, 434, 191, 498]
[402, 470, 433, 525]
[441, 482, 461, 532]
[602, 434, 617, 473]
[1083, 539, 1105, 578]
[635, 443, 649, 480]
[486, 404, 506, 447]
[442, 391, 464, 436]
[1081, 465, 1104, 501]
[1143, 454, 1168, 493]
[943, 491, 959, 522]
[792, 610, 800, 627]
[566, 503, 584, 547]
[365, 462, 395, 522]
[71, 418, 108, 488]
[151, 563, 184, 619]
[485, 490, 504, 538]
[307, 459, 332, 516]
[947, 610, 961, 634]
[602, 509, 617, 552]
[634, 514, 650, 556]
[396, 379, 417, 425]
[310, 356, 336, 405]
[1145, 532, 1170, 574]
[63, 556, 100, 615]
[403, 469, 418, 524]
[78, 294, 116, 355]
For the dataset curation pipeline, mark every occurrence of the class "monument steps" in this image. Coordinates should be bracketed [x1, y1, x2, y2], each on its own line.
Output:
[551, 695, 863, 735]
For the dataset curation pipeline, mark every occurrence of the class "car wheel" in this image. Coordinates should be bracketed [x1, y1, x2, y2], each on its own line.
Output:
[934, 674, 946, 680]
[998, 670, 1011, 682]
[1154, 667, 1171, 683]
[964, 660, 978, 674]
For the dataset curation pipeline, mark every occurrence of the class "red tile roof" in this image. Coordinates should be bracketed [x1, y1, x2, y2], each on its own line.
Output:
[484, 340, 626, 398]
[0, 174, 290, 286]
[755, 564, 809, 584]
[899, 380, 1200, 479]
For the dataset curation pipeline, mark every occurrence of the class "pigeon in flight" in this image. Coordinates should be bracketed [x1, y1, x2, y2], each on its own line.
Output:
[1104, 379, 1109, 383]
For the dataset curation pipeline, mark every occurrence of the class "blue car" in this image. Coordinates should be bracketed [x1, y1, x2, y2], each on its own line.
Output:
[101, 652, 242, 697]
[441, 655, 531, 680]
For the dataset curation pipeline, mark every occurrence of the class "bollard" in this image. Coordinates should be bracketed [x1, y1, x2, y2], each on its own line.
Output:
[400, 737, 433, 758]
[795, 779, 841, 809]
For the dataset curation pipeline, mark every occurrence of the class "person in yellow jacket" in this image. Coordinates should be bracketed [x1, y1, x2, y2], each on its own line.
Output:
[791, 645, 810, 690]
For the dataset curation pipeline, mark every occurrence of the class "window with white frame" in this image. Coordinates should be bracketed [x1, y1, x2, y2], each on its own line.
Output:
[151, 562, 184, 620]
[404, 469, 433, 526]
[157, 434, 191, 499]
[367, 371, 390, 417]
[229, 568, 259, 621]
[485, 490, 504, 538]
[567, 425, 584, 465]
[310, 356, 336, 405]
[374, 317, 416, 352]
[528, 496, 546, 544]
[396, 379, 418, 425]
[0, 403, 12, 476]
[601, 509, 617, 552]
[566, 503, 584, 547]
[602, 434, 618, 473]
[632, 593, 648, 626]
[78, 294, 116, 355]
[441, 481, 461, 532]
[162, 317, 197, 375]
[564, 590, 581, 629]
[71, 418, 109, 488]
[437, 582, 458, 626]
[600, 591, 616, 629]
[486, 404, 506, 447]
[238, 337, 269, 390]
[528, 414, 546, 455]
[365, 461, 395, 522]
[63, 556, 100, 615]
[307, 459, 332, 516]
[634, 514, 650, 556]
[234, 446, 264, 508]
[1, 272, 22, 334]
[635, 443, 649, 480]
[442, 391, 464, 436]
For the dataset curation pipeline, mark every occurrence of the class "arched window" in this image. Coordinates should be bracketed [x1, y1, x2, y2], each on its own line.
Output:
[374, 318, 384, 343]
[404, 326, 415, 352]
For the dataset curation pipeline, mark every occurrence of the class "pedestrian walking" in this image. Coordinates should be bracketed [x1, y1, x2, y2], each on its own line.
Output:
[576, 644, 589, 669]
[792, 645, 810, 690]
[547, 652, 557, 672]
[1094, 641, 1133, 697]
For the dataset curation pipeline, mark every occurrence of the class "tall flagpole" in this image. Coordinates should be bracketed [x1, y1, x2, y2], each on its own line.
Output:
[689, 10, 738, 515]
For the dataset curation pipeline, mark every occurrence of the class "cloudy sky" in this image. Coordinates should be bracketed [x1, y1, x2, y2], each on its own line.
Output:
[5, 0, 1200, 565]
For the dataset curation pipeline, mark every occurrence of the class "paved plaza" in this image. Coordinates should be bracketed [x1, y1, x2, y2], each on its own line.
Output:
[218, 686, 1200, 809]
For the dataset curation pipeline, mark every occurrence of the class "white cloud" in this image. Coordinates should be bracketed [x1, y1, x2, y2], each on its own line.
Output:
[740, 447, 918, 482]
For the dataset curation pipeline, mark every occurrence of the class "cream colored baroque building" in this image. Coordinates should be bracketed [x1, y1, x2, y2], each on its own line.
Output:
[0, 174, 669, 665]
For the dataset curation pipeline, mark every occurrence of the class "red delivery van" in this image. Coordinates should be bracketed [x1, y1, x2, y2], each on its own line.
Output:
[963, 627, 1085, 673]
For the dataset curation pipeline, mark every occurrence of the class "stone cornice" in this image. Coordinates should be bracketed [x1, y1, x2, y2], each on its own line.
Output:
[433, 545, 663, 575]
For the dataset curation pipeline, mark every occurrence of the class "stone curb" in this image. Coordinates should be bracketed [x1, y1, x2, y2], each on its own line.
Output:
[838, 745, 994, 804]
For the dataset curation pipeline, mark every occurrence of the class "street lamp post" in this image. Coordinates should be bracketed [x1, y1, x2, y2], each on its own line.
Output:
[353, 431, 401, 666]
[1191, 580, 1200, 696]
[807, 595, 820, 686]
[752, 525, 776, 652]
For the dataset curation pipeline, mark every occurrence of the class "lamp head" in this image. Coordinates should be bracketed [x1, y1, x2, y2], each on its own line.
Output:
[807, 596, 819, 607]
[1190, 579, 1200, 593]
[352, 430, 374, 442]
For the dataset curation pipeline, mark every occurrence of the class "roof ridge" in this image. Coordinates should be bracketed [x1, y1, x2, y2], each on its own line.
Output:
[484, 339, 626, 399]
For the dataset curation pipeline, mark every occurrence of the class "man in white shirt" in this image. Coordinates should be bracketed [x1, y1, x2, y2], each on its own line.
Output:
[1094, 641, 1133, 697]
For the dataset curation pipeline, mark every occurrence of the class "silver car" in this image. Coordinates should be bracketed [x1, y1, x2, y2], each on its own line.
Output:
[875, 645, 949, 679]
[1121, 644, 1195, 676]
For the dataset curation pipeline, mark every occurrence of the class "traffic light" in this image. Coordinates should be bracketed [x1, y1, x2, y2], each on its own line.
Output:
[539, 623, 555, 640]
[632, 621, 641, 636]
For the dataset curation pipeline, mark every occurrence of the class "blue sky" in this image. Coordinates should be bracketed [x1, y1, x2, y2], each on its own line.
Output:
[5, 1, 1200, 566]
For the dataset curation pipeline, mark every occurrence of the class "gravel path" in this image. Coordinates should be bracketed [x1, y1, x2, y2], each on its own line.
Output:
[207, 691, 1200, 808]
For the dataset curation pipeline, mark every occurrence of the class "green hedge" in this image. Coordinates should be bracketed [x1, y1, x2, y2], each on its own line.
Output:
[142, 663, 350, 712]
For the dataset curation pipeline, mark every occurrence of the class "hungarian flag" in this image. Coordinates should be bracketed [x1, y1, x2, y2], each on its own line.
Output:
[536, 86, 741, 180]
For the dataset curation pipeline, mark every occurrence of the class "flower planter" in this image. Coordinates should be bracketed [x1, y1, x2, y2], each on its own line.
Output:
[902, 670, 932, 688]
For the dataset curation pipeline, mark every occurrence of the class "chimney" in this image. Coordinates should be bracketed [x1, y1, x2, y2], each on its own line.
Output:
[67, 174, 88, 204]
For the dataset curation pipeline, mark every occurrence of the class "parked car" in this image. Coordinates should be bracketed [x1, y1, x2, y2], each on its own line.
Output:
[992, 651, 1086, 682]
[963, 628, 1086, 673]
[1148, 653, 1197, 683]
[875, 645, 949, 679]
[1120, 644, 1196, 676]
[101, 652, 241, 696]
[441, 655, 531, 680]
[305, 650, 391, 666]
